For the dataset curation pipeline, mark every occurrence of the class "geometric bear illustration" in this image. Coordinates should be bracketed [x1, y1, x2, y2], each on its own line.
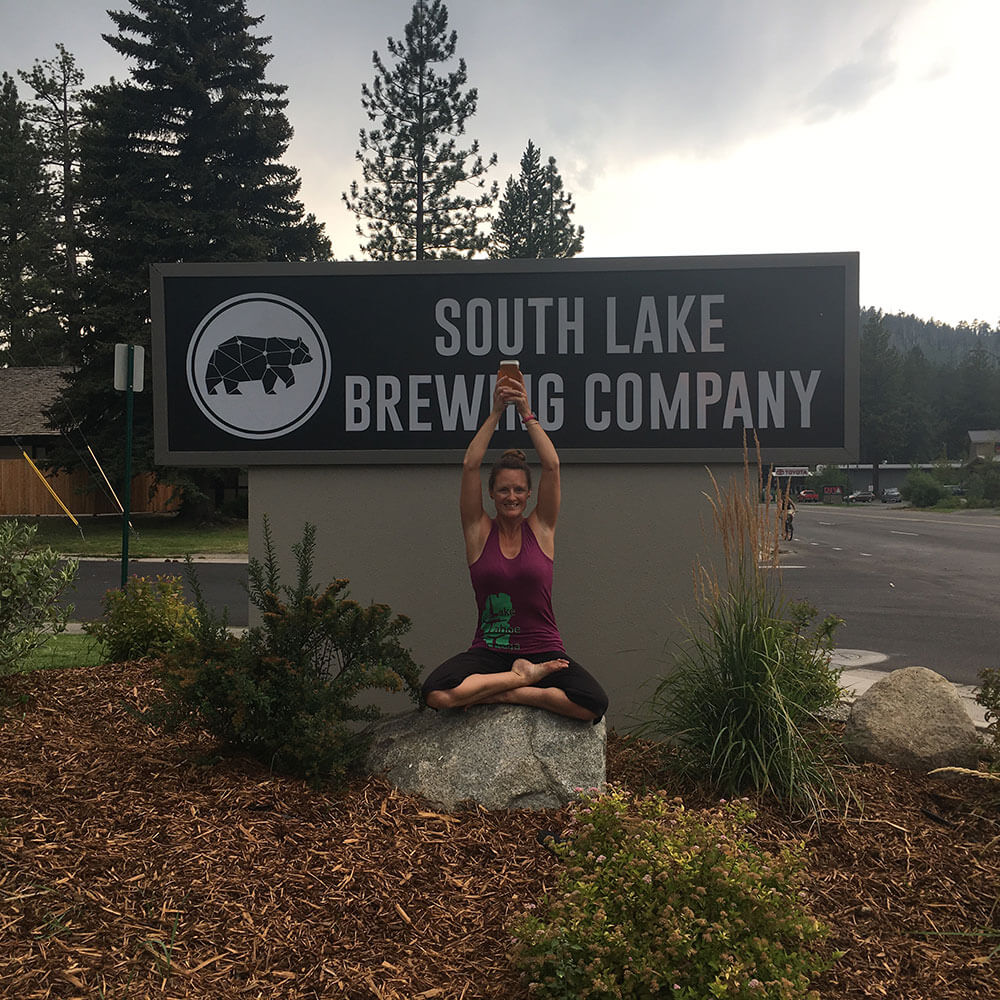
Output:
[205, 335, 313, 395]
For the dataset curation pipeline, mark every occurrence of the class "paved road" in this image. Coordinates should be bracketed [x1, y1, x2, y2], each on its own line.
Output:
[779, 504, 999, 686]
[63, 558, 250, 627]
[61, 505, 998, 688]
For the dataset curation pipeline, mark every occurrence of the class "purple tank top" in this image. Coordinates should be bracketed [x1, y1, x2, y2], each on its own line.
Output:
[469, 520, 564, 654]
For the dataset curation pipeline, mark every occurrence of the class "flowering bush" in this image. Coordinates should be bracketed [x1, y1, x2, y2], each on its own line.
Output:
[84, 574, 197, 662]
[510, 786, 833, 999]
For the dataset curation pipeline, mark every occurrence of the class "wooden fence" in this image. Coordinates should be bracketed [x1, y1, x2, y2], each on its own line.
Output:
[0, 459, 179, 517]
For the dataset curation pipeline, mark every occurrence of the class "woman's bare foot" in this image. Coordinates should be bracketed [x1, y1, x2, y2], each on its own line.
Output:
[512, 657, 569, 685]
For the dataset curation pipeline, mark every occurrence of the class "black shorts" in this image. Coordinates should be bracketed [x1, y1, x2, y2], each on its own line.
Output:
[421, 647, 609, 721]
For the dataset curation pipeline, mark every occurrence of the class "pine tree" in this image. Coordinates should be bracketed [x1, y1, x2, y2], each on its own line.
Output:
[343, 0, 497, 260]
[0, 73, 61, 366]
[47, 0, 331, 509]
[489, 141, 583, 259]
[18, 44, 87, 343]
[859, 311, 906, 492]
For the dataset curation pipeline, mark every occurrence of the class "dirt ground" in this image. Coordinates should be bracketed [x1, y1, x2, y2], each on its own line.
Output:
[1, 662, 997, 999]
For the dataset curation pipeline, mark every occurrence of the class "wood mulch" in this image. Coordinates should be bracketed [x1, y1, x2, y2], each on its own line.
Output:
[1, 662, 997, 999]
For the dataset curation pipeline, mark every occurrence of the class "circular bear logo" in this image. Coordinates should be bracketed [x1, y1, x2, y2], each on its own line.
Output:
[186, 293, 331, 439]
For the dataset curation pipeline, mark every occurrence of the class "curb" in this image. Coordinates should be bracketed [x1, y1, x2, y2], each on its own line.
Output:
[70, 555, 247, 564]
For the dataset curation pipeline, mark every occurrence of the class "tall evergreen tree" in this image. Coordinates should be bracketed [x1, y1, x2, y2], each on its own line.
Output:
[343, 0, 497, 259]
[944, 344, 1000, 456]
[859, 311, 906, 492]
[0, 73, 61, 365]
[898, 345, 938, 461]
[489, 140, 583, 259]
[18, 44, 87, 343]
[48, 0, 330, 509]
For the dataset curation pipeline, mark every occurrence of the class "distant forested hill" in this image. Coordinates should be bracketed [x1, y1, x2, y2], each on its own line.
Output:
[861, 307, 1000, 365]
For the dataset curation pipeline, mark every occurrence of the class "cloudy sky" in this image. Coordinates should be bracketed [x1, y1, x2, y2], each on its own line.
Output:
[2, 0, 997, 327]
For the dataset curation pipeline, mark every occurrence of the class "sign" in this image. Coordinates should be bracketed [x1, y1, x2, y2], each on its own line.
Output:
[773, 467, 809, 477]
[150, 253, 859, 465]
[114, 343, 145, 391]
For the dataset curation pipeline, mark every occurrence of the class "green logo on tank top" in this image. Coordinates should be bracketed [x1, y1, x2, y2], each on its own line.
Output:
[481, 592, 518, 649]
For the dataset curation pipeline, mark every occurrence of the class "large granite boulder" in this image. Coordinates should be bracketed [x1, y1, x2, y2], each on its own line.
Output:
[363, 704, 606, 811]
[845, 666, 983, 772]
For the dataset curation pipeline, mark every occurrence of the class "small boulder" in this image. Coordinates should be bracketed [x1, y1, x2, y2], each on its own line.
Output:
[845, 666, 983, 772]
[363, 704, 606, 811]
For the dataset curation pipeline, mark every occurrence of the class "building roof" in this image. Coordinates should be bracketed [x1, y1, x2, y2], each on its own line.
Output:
[968, 430, 1000, 444]
[0, 367, 71, 437]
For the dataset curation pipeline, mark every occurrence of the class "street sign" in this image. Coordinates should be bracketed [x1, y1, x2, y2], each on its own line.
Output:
[114, 344, 145, 391]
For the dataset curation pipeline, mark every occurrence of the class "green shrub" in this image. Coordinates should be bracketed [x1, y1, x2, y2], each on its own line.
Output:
[84, 575, 197, 662]
[963, 459, 1000, 508]
[510, 786, 833, 999]
[0, 520, 78, 680]
[977, 667, 1000, 755]
[901, 469, 946, 508]
[148, 518, 423, 787]
[635, 450, 844, 814]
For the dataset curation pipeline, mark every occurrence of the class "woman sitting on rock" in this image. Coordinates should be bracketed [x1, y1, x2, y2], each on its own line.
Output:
[421, 373, 608, 723]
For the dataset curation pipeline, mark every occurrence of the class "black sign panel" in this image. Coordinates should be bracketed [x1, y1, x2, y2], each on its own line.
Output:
[151, 254, 858, 465]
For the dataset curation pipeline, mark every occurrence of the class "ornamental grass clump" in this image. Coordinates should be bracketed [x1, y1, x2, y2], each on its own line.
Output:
[510, 785, 833, 999]
[634, 441, 844, 814]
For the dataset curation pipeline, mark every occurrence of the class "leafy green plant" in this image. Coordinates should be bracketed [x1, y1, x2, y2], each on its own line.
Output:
[84, 575, 197, 662]
[963, 458, 1000, 508]
[510, 786, 833, 999]
[634, 442, 844, 814]
[0, 520, 78, 681]
[976, 667, 1000, 757]
[148, 518, 423, 787]
[901, 469, 946, 508]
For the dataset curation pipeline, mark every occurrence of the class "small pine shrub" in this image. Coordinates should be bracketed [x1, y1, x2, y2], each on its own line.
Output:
[510, 786, 833, 1000]
[0, 520, 78, 680]
[84, 575, 197, 662]
[149, 518, 424, 788]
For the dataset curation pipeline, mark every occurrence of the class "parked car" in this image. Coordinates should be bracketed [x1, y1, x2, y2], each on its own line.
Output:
[881, 487, 901, 503]
[845, 490, 875, 503]
[797, 489, 819, 503]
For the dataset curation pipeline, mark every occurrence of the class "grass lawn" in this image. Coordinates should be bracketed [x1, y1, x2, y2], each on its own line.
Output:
[20, 633, 106, 673]
[7, 513, 248, 558]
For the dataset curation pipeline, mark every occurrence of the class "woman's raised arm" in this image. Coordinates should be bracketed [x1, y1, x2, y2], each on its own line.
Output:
[460, 378, 518, 554]
[513, 394, 560, 538]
